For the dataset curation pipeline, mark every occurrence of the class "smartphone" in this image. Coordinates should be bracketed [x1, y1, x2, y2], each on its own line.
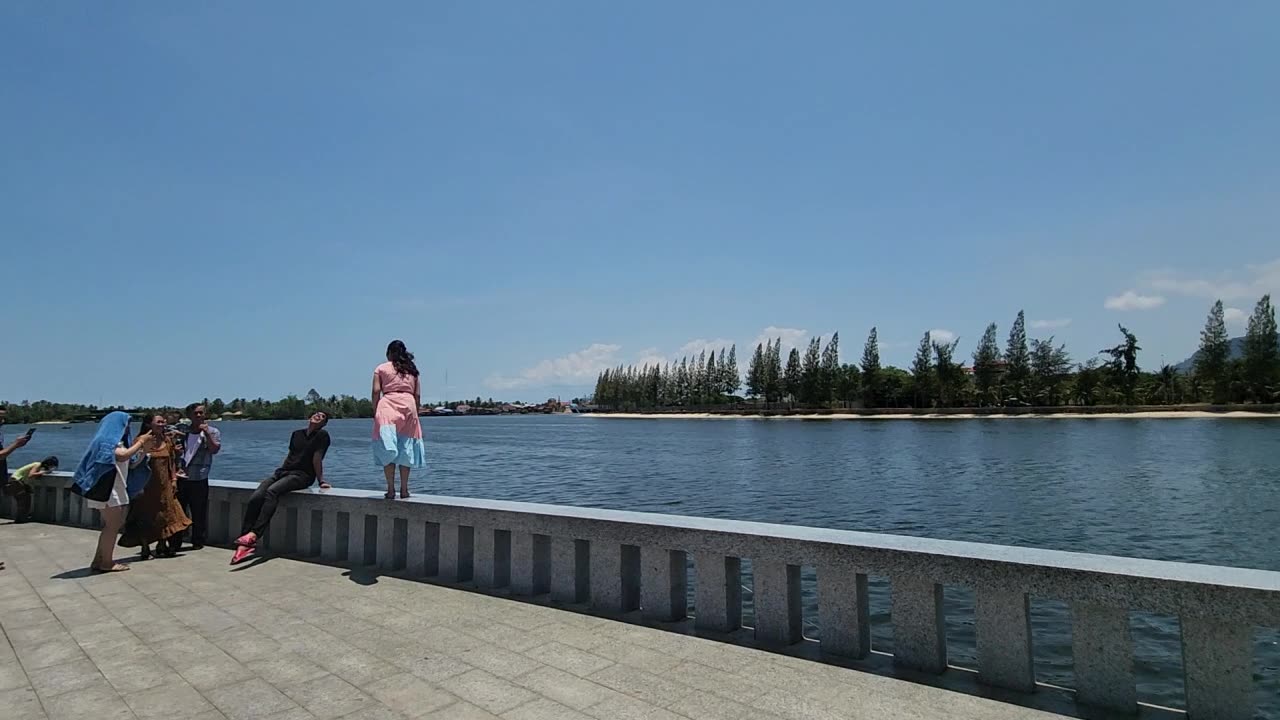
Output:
[24, 427, 36, 439]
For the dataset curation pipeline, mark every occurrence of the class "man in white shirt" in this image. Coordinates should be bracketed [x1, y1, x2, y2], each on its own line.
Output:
[176, 403, 221, 550]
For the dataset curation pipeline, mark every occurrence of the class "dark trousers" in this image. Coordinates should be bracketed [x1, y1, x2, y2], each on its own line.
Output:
[240, 471, 312, 538]
[176, 479, 209, 546]
[4, 481, 32, 522]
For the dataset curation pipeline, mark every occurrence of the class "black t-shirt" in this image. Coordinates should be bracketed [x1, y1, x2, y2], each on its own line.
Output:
[277, 428, 330, 478]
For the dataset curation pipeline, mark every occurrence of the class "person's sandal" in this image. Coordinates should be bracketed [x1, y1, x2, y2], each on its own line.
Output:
[400, 490, 411, 499]
[91, 563, 130, 573]
[384, 491, 396, 500]
[230, 545, 256, 565]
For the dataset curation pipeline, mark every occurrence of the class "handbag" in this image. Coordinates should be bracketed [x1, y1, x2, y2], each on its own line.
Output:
[71, 469, 116, 503]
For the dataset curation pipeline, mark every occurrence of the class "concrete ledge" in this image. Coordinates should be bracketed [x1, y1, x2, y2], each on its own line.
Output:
[6, 471, 1276, 719]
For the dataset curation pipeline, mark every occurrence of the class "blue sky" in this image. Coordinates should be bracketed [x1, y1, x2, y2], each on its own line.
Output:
[3, 2, 1278, 406]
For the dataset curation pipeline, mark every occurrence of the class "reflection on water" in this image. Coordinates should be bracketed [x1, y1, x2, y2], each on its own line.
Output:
[10, 415, 1280, 714]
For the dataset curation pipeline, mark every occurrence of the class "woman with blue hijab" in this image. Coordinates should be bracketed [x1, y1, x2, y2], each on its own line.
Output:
[72, 411, 151, 572]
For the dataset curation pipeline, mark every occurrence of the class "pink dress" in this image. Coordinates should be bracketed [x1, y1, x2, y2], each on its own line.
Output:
[372, 362, 426, 468]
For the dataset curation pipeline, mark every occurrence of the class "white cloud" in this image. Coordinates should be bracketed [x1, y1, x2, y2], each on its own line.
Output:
[484, 343, 622, 390]
[1224, 307, 1247, 327]
[929, 328, 956, 344]
[1030, 318, 1072, 330]
[676, 338, 735, 357]
[753, 326, 808, 357]
[1104, 290, 1166, 311]
[1141, 259, 1280, 301]
[634, 347, 668, 368]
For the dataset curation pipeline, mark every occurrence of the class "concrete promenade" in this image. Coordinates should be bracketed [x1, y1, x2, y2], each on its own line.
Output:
[0, 522, 1073, 720]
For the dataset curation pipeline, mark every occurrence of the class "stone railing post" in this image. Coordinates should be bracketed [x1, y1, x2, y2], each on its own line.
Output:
[589, 541, 640, 613]
[228, 498, 246, 543]
[891, 572, 946, 673]
[296, 506, 316, 557]
[474, 526, 511, 589]
[320, 509, 341, 561]
[376, 514, 398, 570]
[511, 532, 550, 596]
[54, 486, 69, 524]
[348, 511, 370, 566]
[818, 563, 870, 658]
[438, 522, 474, 582]
[753, 559, 802, 645]
[694, 553, 742, 632]
[640, 546, 687, 622]
[976, 586, 1034, 692]
[1181, 615, 1252, 720]
[1070, 602, 1135, 713]
[208, 490, 230, 545]
[551, 536, 589, 604]
[406, 520, 436, 577]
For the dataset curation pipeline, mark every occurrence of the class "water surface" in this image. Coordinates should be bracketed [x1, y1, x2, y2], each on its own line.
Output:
[9, 415, 1280, 714]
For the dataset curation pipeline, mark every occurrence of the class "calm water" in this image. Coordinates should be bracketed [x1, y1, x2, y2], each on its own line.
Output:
[8, 416, 1280, 714]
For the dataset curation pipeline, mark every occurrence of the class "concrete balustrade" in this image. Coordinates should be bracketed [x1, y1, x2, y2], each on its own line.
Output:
[5, 472, 1280, 720]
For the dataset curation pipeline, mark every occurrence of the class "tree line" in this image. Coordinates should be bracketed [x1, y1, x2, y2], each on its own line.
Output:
[591, 295, 1279, 410]
[1, 390, 377, 424]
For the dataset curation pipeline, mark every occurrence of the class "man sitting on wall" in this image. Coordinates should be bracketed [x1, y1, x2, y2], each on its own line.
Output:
[231, 410, 332, 565]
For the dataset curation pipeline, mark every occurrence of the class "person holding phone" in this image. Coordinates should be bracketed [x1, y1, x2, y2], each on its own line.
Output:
[72, 412, 150, 573]
[176, 403, 220, 550]
[0, 407, 34, 488]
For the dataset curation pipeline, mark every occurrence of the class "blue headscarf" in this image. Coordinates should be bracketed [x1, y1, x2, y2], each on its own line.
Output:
[72, 412, 148, 496]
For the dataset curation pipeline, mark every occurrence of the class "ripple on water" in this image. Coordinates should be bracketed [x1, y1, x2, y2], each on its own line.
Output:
[13, 415, 1280, 716]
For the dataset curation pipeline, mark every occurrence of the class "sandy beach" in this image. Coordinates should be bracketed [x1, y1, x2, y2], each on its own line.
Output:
[590, 410, 1280, 420]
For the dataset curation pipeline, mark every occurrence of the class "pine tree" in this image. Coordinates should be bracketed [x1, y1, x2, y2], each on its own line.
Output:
[933, 338, 961, 407]
[820, 332, 840, 402]
[705, 351, 718, 403]
[1029, 338, 1071, 405]
[676, 357, 690, 405]
[1195, 300, 1230, 403]
[1243, 294, 1279, 402]
[972, 322, 1002, 406]
[835, 363, 861, 402]
[746, 343, 765, 399]
[860, 327, 881, 407]
[783, 348, 802, 403]
[765, 339, 784, 402]
[911, 331, 933, 407]
[1005, 311, 1030, 404]
[800, 336, 822, 405]
[1100, 326, 1141, 404]
[723, 345, 740, 397]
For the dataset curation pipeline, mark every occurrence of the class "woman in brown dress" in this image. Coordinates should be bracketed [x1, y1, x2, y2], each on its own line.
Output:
[119, 414, 191, 559]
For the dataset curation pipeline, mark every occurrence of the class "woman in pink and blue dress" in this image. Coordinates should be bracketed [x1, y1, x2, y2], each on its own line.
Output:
[372, 340, 426, 498]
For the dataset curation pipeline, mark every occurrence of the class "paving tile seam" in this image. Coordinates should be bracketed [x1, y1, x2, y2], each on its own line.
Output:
[4, 523, 1079, 720]
[3, 541, 130, 720]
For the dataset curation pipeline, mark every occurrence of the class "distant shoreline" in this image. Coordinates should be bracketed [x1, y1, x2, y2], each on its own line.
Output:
[591, 409, 1280, 421]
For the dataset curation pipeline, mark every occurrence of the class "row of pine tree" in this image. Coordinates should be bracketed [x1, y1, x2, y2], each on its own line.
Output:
[592, 295, 1279, 409]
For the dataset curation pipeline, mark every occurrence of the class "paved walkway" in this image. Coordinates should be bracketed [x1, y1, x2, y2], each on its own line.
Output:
[1, 522, 1072, 720]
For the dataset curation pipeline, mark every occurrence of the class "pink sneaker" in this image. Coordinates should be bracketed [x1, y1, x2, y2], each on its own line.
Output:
[234, 532, 257, 547]
[230, 545, 256, 565]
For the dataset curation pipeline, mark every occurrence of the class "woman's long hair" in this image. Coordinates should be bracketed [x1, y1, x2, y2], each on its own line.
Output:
[386, 340, 419, 377]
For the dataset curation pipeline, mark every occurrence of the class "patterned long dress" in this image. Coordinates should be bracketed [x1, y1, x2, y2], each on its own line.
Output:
[118, 438, 191, 547]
